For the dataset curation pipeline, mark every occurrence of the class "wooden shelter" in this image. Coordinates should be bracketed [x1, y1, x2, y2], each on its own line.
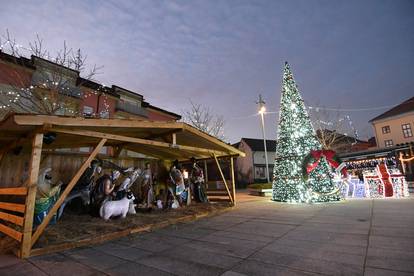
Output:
[0, 113, 244, 258]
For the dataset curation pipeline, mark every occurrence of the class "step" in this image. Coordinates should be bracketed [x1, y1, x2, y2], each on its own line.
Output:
[207, 197, 232, 202]
[206, 191, 232, 196]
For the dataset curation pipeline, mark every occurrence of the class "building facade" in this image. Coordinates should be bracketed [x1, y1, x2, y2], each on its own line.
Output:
[370, 96, 414, 148]
[233, 138, 277, 187]
[0, 51, 181, 156]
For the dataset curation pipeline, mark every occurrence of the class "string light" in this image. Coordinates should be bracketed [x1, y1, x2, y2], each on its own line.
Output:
[272, 62, 341, 203]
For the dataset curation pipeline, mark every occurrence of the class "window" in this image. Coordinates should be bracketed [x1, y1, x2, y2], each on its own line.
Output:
[99, 110, 109, 118]
[83, 105, 94, 117]
[402, 124, 413, 138]
[254, 166, 266, 179]
[382, 126, 390, 134]
[384, 139, 393, 147]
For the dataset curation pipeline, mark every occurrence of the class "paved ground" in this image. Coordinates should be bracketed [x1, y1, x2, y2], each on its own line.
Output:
[1, 193, 414, 275]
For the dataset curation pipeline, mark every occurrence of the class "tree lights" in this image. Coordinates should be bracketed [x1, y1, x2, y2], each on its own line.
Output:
[272, 62, 340, 203]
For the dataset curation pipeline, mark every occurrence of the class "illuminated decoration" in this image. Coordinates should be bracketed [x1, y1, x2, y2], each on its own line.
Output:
[343, 154, 409, 199]
[272, 62, 340, 203]
[0, 37, 111, 117]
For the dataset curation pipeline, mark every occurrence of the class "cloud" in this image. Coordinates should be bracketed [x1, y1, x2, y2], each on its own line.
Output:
[1, 0, 413, 142]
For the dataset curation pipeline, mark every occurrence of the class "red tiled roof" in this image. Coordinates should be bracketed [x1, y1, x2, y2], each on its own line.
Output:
[370, 96, 414, 122]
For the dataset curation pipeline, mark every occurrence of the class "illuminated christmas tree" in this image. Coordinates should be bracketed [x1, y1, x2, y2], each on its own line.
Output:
[272, 62, 340, 203]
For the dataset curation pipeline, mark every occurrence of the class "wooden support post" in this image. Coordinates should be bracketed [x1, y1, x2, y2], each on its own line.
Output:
[230, 157, 236, 206]
[30, 138, 107, 248]
[172, 133, 177, 145]
[204, 160, 208, 186]
[400, 152, 406, 174]
[213, 154, 234, 205]
[20, 133, 43, 258]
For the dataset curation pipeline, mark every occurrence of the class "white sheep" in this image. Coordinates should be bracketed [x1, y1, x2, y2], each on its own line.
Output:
[99, 192, 135, 220]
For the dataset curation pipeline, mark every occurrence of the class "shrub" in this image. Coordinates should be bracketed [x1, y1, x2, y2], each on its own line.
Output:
[247, 183, 272, 190]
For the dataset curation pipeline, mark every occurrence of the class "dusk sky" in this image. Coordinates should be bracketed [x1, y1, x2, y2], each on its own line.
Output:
[1, 0, 413, 143]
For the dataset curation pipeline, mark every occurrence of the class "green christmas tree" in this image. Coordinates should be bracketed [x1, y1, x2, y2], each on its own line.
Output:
[272, 62, 340, 203]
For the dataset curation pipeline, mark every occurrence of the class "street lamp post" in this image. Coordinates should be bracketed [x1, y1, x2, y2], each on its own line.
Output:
[257, 94, 270, 183]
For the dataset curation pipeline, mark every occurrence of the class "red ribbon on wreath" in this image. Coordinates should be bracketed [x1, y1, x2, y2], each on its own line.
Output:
[306, 150, 342, 174]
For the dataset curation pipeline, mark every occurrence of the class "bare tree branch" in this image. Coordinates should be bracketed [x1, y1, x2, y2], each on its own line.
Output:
[182, 100, 226, 141]
[0, 30, 104, 117]
[309, 106, 358, 153]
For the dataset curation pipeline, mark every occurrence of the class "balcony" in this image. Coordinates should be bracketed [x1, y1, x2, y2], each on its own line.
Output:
[115, 101, 148, 117]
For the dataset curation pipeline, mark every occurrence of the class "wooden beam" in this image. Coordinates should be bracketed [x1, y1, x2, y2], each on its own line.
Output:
[0, 187, 27, 196]
[20, 133, 43, 258]
[13, 114, 183, 129]
[0, 202, 26, 213]
[48, 127, 229, 157]
[30, 138, 107, 247]
[0, 223, 22, 242]
[144, 129, 182, 140]
[213, 154, 234, 205]
[0, 211, 24, 226]
[230, 157, 236, 206]
[183, 124, 246, 157]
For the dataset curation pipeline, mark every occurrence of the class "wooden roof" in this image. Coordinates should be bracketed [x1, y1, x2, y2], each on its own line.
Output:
[0, 113, 245, 161]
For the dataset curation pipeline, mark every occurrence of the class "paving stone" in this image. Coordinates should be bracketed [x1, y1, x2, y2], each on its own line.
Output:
[371, 226, 414, 238]
[136, 254, 225, 276]
[106, 261, 173, 276]
[29, 253, 100, 276]
[62, 247, 127, 271]
[227, 221, 296, 238]
[115, 233, 191, 253]
[263, 242, 366, 266]
[364, 267, 414, 276]
[0, 254, 26, 268]
[369, 235, 414, 252]
[195, 233, 268, 250]
[220, 271, 248, 276]
[272, 237, 367, 255]
[93, 241, 153, 261]
[249, 249, 363, 275]
[155, 224, 217, 239]
[4, 195, 414, 275]
[366, 255, 414, 273]
[283, 229, 368, 247]
[182, 240, 258, 258]
[159, 244, 243, 269]
[249, 218, 302, 226]
[298, 222, 370, 235]
[0, 261, 47, 276]
[209, 230, 274, 243]
[367, 247, 414, 261]
[231, 259, 319, 276]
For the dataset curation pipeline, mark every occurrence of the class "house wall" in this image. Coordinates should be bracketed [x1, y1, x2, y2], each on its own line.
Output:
[253, 151, 275, 181]
[235, 141, 253, 187]
[253, 151, 275, 165]
[372, 112, 414, 148]
[0, 60, 33, 87]
[80, 89, 117, 118]
[147, 108, 178, 121]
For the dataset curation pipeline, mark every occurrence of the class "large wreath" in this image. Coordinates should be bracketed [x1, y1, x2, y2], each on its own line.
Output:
[302, 150, 347, 196]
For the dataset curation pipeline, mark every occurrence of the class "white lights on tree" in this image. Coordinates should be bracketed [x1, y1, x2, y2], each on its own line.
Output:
[272, 62, 341, 203]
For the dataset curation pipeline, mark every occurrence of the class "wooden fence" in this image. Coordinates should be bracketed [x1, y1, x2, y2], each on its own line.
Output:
[0, 187, 27, 244]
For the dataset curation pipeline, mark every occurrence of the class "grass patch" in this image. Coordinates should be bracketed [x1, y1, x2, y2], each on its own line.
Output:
[247, 183, 272, 190]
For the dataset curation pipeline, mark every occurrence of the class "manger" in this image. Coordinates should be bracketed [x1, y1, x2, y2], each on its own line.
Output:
[0, 113, 245, 258]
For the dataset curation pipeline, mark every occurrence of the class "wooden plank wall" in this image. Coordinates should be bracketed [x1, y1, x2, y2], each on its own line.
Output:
[0, 152, 155, 188]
